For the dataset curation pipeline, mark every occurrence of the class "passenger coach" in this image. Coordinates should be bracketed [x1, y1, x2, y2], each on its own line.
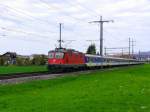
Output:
[85, 54, 142, 67]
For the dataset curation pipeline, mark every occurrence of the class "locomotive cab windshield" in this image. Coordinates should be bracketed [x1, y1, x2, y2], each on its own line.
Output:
[48, 52, 64, 59]
[49, 52, 54, 59]
[55, 52, 64, 59]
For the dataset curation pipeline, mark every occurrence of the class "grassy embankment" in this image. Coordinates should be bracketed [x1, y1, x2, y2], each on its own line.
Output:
[0, 66, 48, 75]
[0, 64, 150, 112]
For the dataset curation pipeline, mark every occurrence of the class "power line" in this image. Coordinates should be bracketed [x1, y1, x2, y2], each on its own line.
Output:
[0, 27, 58, 46]
[0, 27, 53, 38]
[0, 28, 54, 44]
[104, 47, 129, 56]
[38, 0, 94, 25]
[0, 34, 7, 37]
[64, 40, 75, 48]
[64, 0, 98, 17]
[103, 29, 127, 43]
[89, 16, 114, 56]
[0, 3, 55, 26]
[38, 0, 84, 22]
[0, 3, 57, 36]
[105, 47, 129, 50]
[0, 34, 51, 44]
[86, 40, 99, 46]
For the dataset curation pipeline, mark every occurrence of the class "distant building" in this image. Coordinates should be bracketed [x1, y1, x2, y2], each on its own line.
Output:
[0, 52, 17, 65]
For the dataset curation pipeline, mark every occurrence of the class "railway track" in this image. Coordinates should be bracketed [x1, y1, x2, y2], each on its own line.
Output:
[0, 68, 99, 80]
[0, 69, 94, 84]
[0, 71, 51, 80]
[0, 67, 114, 84]
[0, 69, 77, 80]
[0, 64, 143, 84]
[0, 67, 96, 80]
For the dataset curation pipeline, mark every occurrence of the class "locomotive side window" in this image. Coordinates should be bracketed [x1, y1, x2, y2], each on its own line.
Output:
[49, 53, 54, 59]
[55, 52, 64, 59]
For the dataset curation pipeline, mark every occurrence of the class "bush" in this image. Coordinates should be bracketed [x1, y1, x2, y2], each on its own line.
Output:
[31, 55, 47, 65]
[0, 57, 5, 66]
[16, 57, 24, 66]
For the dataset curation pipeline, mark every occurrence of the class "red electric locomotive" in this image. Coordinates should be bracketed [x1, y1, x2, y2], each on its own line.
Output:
[48, 48, 85, 70]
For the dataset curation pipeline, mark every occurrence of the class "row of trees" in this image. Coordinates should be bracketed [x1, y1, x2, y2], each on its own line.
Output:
[0, 55, 47, 66]
[16, 55, 47, 66]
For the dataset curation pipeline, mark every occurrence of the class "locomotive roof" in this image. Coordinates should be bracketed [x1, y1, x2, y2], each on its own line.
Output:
[49, 48, 83, 54]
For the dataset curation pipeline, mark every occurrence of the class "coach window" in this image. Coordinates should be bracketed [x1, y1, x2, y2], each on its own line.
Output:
[86, 57, 89, 62]
[90, 57, 92, 62]
[96, 58, 99, 62]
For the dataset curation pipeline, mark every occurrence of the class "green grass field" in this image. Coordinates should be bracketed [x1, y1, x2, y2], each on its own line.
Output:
[0, 66, 48, 75]
[0, 64, 150, 112]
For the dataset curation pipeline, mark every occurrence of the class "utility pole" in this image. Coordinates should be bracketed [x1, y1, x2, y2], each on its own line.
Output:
[122, 48, 124, 56]
[129, 38, 136, 58]
[139, 50, 141, 61]
[131, 39, 136, 57]
[58, 23, 63, 48]
[129, 38, 131, 58]
[89, 16, 113, 56]
[58, 23, 75, 49]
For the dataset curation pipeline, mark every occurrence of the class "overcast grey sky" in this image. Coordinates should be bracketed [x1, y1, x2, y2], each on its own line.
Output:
[0, 0, 150, 55]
